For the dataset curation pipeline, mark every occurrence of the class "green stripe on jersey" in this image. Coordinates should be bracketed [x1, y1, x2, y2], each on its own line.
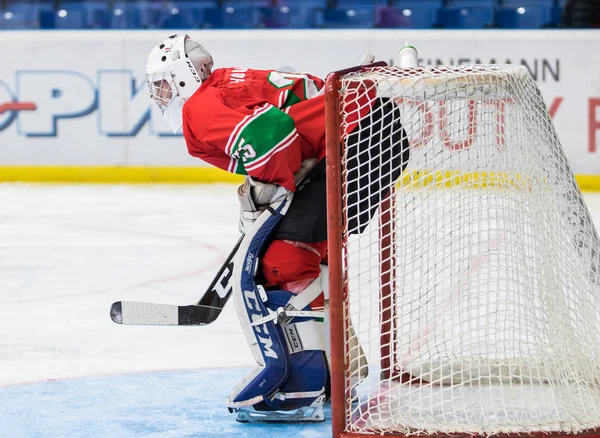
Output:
[230, 106, 296, 168]
[282, 91, 303, 109]
[234, 159, 247, 175]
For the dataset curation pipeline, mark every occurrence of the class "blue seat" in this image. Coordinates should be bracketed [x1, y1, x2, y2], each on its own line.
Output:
[389, 0, 442, 4]
[222, 0, 272, 5]
[109, 0, 162, 29]
[495, 5, 552, 28]
[550, 5, 562, 26]
[109, 1, 162, 29]
[389, 1, 443, 26]
[38, 2, 55, 29]
[85, 2, 110, 28]
[203, 6, 256, 29]
[262, 0, 323, 28]
[0, 3, 40, 29]
[437, 6, 492, 28]
[336, 0, 387, 6]
[500, 0, 555, 5]
[278, 0, 325, 14]
[137, 1, 168, 29]
[58, 1, 109, 28]
[376, 3, 440, 28]
[445, 0, 494, 6]
[279, 0, 324, 6]
[41, 2, 86, 29]
[319, 8, 374, 28]
[108, 1, 206, 29]
[256, 6, 315, 28]
[159, 4, 202, 28]
[109, 1, 131, 28]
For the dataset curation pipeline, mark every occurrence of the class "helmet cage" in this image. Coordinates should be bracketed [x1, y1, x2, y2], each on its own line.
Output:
[147, 71, 178, 113]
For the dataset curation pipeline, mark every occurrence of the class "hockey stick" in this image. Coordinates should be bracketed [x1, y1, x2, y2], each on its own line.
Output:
[110, 158, 319, 327]
[110, 234, 242, 326]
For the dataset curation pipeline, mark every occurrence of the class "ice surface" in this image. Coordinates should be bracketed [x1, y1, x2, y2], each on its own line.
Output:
[0, 184, 337, 437]
[0, 184, 249, 385]
[3, 184, 600, 437]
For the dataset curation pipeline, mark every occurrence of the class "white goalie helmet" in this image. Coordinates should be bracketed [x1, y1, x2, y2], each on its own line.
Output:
[146, 33, 214, 133]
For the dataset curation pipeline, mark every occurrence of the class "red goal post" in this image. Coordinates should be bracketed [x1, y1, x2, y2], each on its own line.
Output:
[325, 62, 600, 438]
[325, 62, 402, 438]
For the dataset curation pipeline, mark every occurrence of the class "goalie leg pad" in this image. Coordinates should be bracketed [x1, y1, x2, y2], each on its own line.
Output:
[254, 290, 329, 412]
[227, 190, 329, 421]
[228, 288, 330, 412]
[228, 198, 293, 408]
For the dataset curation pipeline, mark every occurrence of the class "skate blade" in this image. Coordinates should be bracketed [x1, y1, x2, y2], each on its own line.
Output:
[232, 404, 325, 423]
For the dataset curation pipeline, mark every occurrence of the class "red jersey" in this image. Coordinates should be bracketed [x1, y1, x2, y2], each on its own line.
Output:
[182, 67, 326, 191]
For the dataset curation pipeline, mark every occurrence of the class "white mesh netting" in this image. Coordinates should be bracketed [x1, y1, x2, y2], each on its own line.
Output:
[335, 64, 600, 435]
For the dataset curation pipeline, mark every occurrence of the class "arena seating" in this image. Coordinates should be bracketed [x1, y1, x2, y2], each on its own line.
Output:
[0, 0, 566, 30]
[436, 6, 494, 28]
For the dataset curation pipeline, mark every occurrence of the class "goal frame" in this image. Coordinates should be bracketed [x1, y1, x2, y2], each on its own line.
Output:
[326, 62, 400, 438]
[324, 63, 600, 438]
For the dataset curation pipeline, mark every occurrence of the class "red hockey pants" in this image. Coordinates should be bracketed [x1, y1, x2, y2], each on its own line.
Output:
[261, 239, 327, 309]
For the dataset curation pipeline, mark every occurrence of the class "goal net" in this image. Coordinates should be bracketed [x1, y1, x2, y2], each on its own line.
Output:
[325, 64, 600, 437]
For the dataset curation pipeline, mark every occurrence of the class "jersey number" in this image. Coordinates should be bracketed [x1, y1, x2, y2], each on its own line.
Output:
[232, 138, 256, 162]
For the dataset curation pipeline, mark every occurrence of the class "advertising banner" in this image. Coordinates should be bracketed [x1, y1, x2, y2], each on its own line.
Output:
[0, 30, 598, 179]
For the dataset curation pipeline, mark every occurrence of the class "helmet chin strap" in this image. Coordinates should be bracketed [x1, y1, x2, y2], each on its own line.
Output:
[162, 96, 186, 133]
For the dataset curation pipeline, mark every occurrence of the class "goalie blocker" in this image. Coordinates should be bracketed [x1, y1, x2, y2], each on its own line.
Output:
[226, 96, 410, 423]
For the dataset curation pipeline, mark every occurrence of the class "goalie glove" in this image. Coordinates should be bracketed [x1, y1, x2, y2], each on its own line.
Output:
[238, 178, 288, 233]
[237, 158, 318, 234]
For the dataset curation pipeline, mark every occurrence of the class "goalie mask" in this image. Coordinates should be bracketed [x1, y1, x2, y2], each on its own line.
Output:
[146, 34, 213, 133]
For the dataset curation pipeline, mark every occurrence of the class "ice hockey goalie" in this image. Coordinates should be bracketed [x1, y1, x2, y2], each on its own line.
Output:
[145, 33, 411, 423]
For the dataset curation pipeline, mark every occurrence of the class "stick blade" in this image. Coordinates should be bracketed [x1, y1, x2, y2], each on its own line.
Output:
[109, 301, 222, 326]
[110, 301, 180, 326]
